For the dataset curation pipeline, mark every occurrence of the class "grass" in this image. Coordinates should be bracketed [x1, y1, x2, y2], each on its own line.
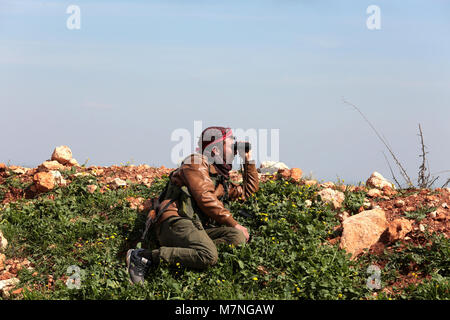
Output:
[0, 174, 448, 300]
[404, 205, 437, 222]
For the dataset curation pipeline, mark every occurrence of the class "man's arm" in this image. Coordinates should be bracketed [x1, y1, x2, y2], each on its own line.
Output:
[229, 157, 259, 201]
[181, 154, 238, 227]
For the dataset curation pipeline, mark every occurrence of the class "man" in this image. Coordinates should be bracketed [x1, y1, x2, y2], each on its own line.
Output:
[126, 126, 259, 284]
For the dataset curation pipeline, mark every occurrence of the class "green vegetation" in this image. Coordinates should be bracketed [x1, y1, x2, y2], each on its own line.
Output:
[342, 189, 367, 215]
[0, 175, 448, 300]
[404, 205, 437, 222]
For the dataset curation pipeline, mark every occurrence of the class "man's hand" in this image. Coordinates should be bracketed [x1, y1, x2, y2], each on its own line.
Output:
[234, 223, 250, 242]
[244, 149, 252, 163]
[236, 142, 252, 163]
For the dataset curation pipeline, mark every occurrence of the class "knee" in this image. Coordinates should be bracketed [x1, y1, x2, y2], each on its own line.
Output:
[198, 245, 218, 268]
[230, 229, 247, 246]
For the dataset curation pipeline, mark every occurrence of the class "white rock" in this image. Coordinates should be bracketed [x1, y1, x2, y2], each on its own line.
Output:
[367, 188, 382, 198]
[38, 160, 65, 172]
[50, 171, 67, 186]
[366, 171, 395, 190]
[259, 161, 289, 175]
[68, 158, 80, 167]
[442, 203, 449, 209]
[363, 199, 372, 209]
[320, 182, 335, 188]
[430, 211, 437, 219]
[10, 167, 27, 174]
[73, 172, 91, 177]
[317, 188, 345, 210]
[0, 277, 19, 290]
[51, 145, 73, 165]
[0, 231, 7, 252]
[111, 178, 127, 188]
[395, 200, 405, 208]
[419, 224, 425, 232]
[305, 200, 312, 208]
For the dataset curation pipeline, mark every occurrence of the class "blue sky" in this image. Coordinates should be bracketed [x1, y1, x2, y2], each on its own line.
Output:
[1, 0, 449, 185]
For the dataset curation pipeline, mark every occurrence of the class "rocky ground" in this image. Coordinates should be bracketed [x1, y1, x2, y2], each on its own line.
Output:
[0, 146, 449, 299]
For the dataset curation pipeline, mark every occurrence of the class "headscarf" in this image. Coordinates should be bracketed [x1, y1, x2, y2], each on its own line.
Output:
[196, 126, 234, 179]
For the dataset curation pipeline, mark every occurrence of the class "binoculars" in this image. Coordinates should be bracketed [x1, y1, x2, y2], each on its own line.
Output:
[233, 141, 251, 155]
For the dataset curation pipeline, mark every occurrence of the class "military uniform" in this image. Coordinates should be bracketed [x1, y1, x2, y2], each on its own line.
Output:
[148, 153, 259, 269]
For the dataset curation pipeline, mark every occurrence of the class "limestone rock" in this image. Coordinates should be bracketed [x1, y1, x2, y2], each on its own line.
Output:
[367, 188, 382, 198]
[317, 188, 345, 210]
[68, 158, 80, 167]
[50, 171, 67, 186]
[320, 182, 335, 189]
[111, 178, 127, 189]
[388, 218, 413, 242]
[73, 172, 91, 178]
[38, 160, 65, 172]
[340, 208, 389, 259]
[290, 168, 303, 181]
[9, 166, 29, 175]
[51, 146, 73, 165]
[363, 199, 372, 209]
[0, 277, 19, 290]
[394, 200, 405, 208]
[0, 231, 8, 252]
[33, 172, 55, 192]
[382, 186, 397, 197]
[0, 277, 20, 298]
[259, 161, 289, 175]
[366, 172, 395, 190]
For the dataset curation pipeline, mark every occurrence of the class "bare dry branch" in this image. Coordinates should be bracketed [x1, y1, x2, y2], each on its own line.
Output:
[442, 178, 450, 189]
[382, 151, 402, 189]
[417, 124, 429, 188]
[343, 98, 413, 187]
